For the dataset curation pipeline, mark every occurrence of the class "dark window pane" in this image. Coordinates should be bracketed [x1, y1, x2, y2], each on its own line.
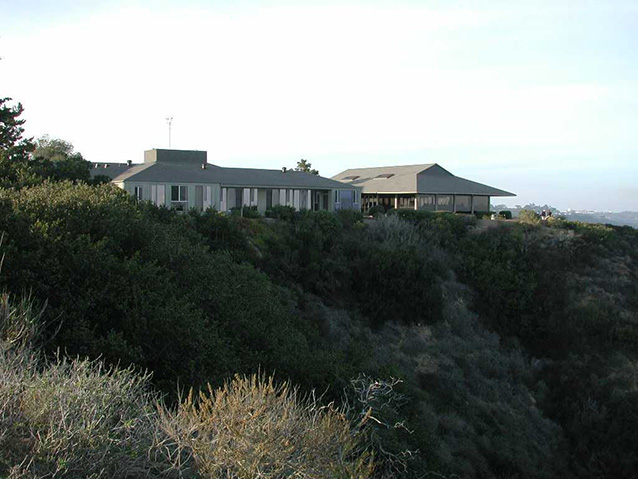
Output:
[266, 189, 273, 209]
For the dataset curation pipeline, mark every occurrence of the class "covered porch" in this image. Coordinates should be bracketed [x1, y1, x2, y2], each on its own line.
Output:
[362, 193, 490, 213]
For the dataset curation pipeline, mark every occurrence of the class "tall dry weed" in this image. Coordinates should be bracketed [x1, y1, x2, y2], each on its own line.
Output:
[158, 373, 375, 479]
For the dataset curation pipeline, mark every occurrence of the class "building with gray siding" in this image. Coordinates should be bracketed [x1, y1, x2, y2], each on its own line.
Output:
[332, 164, 514, 213]
[91, 149, 361, 213]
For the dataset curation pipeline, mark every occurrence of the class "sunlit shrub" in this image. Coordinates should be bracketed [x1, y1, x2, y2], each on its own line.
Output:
[517, 209, 541, 225]
[159, 374, 375, 479]
[0, 293, 168, 479]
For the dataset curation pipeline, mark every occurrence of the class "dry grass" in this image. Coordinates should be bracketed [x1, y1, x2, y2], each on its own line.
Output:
[157, 374, 375, 479]
[0, 290, 166, 478]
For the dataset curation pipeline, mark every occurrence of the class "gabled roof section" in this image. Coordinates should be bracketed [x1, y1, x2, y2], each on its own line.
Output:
[332, 164, 437, 193]
[333, 163, 515, 197]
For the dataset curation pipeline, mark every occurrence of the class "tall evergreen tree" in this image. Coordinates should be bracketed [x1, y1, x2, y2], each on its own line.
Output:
[0, 97, 34, 160]
[0, 99, 90, 186]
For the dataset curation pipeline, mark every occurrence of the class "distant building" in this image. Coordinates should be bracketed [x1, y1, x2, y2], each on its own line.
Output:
[91, 149, 361, 213]
[332, 164, 514, 212]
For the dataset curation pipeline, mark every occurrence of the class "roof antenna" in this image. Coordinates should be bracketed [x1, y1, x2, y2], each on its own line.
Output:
[165, 116, 173, 148]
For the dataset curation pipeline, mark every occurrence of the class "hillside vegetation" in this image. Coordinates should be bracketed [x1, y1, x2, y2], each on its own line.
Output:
[2, 98, 638, 478]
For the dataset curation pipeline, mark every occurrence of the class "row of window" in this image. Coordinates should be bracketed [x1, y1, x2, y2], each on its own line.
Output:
[362, 194, 489, 212]
[131, 184, 361, 212]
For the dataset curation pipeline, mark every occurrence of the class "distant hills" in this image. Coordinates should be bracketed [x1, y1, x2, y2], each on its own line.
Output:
[494, 203, 638, 228]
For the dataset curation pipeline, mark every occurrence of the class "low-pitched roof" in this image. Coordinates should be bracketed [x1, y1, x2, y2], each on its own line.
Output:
[91, 161, 353, 190]
[333, 164, 435, 193]
[332, 164, 515, 197]
[90, 163, 133, 179]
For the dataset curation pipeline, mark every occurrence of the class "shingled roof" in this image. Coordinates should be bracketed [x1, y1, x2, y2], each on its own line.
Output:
[90, 150, 353, 190]
[332, 164, 515, 197]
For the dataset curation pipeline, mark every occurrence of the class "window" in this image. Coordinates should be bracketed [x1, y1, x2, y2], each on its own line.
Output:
[473, 196, 489, 212]
[134, 186, 143, 200]
[171, 185, 188, 210]
[171, 185, 187, 201]
[339, 190, 353, 209]
[455, 195, 471, 212]
[398, 195, 415, 209]
[418, 195, 435, 211]
[373, 173, 394, 179]
[436, 195, 453, 212]
[343, 175, 360, 181]
[266, 189, 273, 209]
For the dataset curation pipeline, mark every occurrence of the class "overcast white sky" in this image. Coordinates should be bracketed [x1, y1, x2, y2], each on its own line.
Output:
[1, 0, 637, 211]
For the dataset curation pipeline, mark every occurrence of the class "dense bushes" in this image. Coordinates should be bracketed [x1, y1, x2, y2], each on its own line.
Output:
[349, 241, 443, 326]
[236, 208, 446, 326]
[0, 182, 332, 394]
[265, 204, 296, 220]
[456, 221, 638, 477]
[1, 292, 373, 479]
[230, 204, 261, 218]
[1, 175, 637, 478]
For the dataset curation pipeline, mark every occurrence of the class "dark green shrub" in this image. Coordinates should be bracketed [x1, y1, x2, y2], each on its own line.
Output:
[350, 244, 444, 325]
[498, 210, 512, 219]
[229, 205, 261, 218]
[267, 204, 296, 221]
[390, 209, 435, 222]
[336, 208, 364, 228]
[0, 182, 326, 395]
[367, 205, 386, 217]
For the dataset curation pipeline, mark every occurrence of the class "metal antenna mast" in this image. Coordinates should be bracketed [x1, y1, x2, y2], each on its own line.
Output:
[165, 116, 173, 148]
